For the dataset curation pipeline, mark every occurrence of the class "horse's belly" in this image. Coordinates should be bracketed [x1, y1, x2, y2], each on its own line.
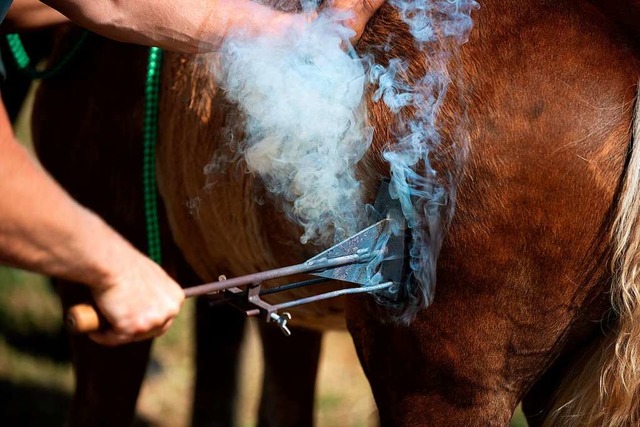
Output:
[156, 53, 348, 330]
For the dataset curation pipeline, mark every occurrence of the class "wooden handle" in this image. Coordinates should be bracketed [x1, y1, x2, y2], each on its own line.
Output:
[65, 303, 105, 334]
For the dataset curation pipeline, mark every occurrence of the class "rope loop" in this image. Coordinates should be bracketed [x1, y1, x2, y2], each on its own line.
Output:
[5, 32, 89, 80]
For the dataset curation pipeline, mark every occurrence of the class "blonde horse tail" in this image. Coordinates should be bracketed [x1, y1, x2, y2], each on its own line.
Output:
[544, 83, 640, 426]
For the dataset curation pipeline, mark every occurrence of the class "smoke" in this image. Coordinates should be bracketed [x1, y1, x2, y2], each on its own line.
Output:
[373, 0, 478, 320]
[212, 10, 373, 245]
[210, 0, 477, 320]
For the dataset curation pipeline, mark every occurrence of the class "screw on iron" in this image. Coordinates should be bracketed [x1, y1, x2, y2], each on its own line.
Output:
[205, 275, 227, 297]
[269, 312, 292, 337]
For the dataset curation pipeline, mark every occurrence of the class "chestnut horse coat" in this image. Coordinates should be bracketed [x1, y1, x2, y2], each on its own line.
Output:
[32, 0, 640, 425]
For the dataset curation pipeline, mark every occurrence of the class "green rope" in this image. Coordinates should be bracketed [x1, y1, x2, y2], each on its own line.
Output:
[143, 47, 163, 264]
[5, 32, 89, 80]
[5, 33, 163, 264]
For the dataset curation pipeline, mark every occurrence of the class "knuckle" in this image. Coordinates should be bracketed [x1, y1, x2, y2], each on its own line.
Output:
[127, 318, 149, 335]
[111, 320, 130, 335]
[168, 301, 181, 317]
[145, 311, 167, 329]
[90, 332, 125, 347]
[364, 0, 374, 12]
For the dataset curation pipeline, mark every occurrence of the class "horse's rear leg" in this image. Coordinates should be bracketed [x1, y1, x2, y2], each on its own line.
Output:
[257, 324, 322, 427]
[191, 298, 246, 427]
[57, 283, 152, 427]
[158, 249, 248, 427]
[347, 298, 523, 426]
[520, 325, 609, 426]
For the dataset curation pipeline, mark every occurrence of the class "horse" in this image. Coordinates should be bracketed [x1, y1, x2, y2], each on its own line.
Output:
[31, 0, 640, 425]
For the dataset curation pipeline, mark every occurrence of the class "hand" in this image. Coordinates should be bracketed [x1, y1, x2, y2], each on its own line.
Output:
[271, 0, 386, 44]
[0, 100, 183, 347]
[326, 0, 386, 42]
[87, 250, 184, 347]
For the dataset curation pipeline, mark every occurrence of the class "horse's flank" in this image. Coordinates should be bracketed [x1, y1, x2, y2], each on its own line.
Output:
[30, 0, 640, 424]
[543, 86, 640, 426]
[156, 1, 640, 423]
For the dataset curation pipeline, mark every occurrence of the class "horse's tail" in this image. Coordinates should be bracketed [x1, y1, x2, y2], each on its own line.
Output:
[544, 83, 640, 426]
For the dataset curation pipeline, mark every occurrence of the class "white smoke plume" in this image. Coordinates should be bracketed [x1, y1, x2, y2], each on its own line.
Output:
[209, 0, 478, 320]
[212, 10, 373, 245]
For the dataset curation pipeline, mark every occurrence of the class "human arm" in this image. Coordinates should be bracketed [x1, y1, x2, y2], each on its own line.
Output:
[2, 0, 68, 33]
[327, 0, 385, 41]
[0, 102, 184, 346]
[40, 0, 386, 53]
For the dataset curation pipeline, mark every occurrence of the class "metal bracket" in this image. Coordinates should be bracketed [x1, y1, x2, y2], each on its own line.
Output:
[184, 181, 407, 336]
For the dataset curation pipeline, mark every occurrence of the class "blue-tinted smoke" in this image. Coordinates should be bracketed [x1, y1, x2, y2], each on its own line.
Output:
[213, 10, 372, 245]
[211, 0, 477, 321]
[375, 0, 478, 318]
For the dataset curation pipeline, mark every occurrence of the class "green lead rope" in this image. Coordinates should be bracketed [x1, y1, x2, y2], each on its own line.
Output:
[5, 32, 89, 80]
[5, 33, 164, 264]
[143, 47, 163, 264]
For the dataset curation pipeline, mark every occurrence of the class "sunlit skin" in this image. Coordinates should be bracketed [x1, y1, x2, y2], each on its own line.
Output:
[0, 0, 386, 347]
[1, 0, 67, 32]
[40, 0, 384, 50]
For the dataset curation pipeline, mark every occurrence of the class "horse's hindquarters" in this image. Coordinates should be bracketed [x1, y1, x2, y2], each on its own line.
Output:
[154, 0, 639, 424]
[155, 53, 350, 330]
[350, 1, 638, 424]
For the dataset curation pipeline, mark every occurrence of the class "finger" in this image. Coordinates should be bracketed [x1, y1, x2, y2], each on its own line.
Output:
[364, 0, 386, 13]
[88, 330, 136, 347]
[355, 0, 385, 22]
[89, 326, 164, 346]
[118, 314, 175, 342]
[362, 0, 375, 13]
[88, 315, 168, 346]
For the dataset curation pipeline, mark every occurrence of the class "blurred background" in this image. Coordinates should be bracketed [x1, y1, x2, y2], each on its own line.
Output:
[0, 265, 380, 426]
[0, 45, 529, 427]
[0, 266, 529, 426]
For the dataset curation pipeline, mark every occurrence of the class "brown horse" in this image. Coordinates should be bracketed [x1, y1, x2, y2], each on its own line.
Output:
[32, 0, 640, 425]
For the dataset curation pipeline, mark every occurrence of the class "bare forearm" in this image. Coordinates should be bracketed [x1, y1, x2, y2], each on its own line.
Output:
[41, 0, 295, 53]
[0, 135, 185, 345]
[0, 92, 186, 346]
[2, 0, 68, 33]
[0, 117, 133, 287]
